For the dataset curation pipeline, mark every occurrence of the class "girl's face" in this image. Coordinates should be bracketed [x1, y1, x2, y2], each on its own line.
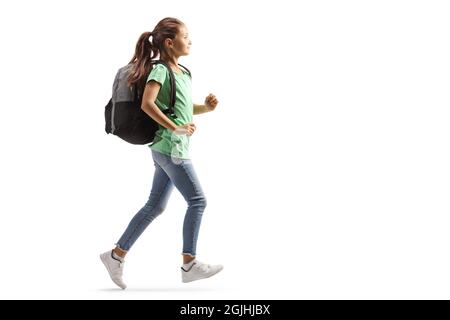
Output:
[169, 25, 192, 56]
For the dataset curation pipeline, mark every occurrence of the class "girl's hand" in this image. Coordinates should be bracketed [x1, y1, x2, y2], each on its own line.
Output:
[175, 123, 196, 136]
[205, 94, 219, 112]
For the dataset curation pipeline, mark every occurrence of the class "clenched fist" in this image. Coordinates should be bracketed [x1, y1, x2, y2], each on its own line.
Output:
[205, 94, 219, 111]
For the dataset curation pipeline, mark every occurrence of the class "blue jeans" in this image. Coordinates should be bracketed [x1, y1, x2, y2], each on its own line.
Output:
[116, 150, 207, 256]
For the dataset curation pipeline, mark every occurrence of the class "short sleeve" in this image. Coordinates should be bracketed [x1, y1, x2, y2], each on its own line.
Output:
[146, 64, 167, 86]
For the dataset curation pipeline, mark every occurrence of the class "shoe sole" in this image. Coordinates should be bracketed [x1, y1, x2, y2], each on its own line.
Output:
[100, 254, 126, 289]
[182, 266, 224, 283]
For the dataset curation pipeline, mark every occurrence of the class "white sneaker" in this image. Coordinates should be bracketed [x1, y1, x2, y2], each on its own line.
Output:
[100, 250, 127, 289]
[181, 260, 223, 283]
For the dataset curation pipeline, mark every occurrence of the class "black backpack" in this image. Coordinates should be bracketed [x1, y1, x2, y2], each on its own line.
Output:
[104, 60, 191, 145]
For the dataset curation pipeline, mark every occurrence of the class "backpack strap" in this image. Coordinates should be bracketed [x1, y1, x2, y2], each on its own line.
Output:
[153, 60, 178, 119]
[178, 63, 191, 78]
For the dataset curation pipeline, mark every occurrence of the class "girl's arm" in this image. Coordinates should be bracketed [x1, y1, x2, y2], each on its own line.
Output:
[142, 81, 178, 131]
[193, 103, 209, 115]
[194, 94, 219, 115]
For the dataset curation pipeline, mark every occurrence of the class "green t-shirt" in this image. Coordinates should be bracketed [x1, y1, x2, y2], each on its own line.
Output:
[146, 63, 193, 159]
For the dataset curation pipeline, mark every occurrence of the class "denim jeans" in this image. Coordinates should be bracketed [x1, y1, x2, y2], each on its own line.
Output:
[116, 150, 207, 256]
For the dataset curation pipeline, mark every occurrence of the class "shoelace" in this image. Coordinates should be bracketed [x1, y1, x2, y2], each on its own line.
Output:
[112, 262, 123, 277]
[196, 261, 211, 273]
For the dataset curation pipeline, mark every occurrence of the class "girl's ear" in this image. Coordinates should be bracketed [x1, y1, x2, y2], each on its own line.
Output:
[164, 38, 173, 48]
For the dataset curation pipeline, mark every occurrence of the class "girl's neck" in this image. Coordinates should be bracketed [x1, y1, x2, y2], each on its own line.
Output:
[160, 54, 179, 68]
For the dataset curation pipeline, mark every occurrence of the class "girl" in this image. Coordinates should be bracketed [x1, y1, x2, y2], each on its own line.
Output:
[100, 17, 223, 289]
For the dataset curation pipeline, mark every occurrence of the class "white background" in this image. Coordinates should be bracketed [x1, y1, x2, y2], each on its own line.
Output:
[0, 0, 449, 299]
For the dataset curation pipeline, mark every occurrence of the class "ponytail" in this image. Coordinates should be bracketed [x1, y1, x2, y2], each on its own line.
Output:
[127, 31, 158, 95]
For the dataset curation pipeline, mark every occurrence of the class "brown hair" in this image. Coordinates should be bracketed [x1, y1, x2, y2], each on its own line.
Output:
[127, 17, 184, 96]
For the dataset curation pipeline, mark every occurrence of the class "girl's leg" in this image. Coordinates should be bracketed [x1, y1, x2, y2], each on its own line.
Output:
[152, 151, 207, 260]
[115, 160, 174, 253]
